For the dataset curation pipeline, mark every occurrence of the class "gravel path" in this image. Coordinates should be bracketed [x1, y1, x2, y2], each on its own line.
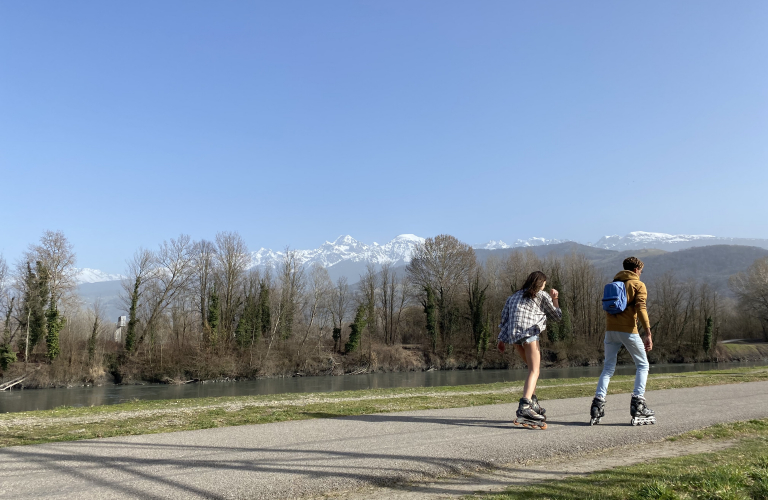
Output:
[1, 381, 767, 500]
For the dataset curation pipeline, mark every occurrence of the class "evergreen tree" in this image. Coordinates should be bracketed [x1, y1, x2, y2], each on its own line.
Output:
[423, 286, 437, 352]
[23, 262, 49, 351]
[235, 292, 260, 349]
[703, 316, 714, 354]
[207, 286, 220, 347]
[344, 304, 367, 353]
[0, 344, 14, 372]
[547, 320, 561, 343]
[0, 298, 15, 371]
[45, 298, 63, 361]
[124, 276, 141, 352]
[332, 327, 342, 352]
[258, 281, 271, 337]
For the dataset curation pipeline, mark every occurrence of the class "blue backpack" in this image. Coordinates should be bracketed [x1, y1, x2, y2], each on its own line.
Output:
[602, 281, 628, 314]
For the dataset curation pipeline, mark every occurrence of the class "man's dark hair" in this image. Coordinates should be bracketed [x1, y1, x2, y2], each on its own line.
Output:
[520, 271, 547, 299]
[623, 256, 644, 271]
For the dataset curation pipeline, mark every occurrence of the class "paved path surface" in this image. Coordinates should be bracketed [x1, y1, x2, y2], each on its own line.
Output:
[2, 381, 768, 500]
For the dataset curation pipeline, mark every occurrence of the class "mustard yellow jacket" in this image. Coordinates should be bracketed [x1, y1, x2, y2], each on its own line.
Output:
[605, 270, 651, 334]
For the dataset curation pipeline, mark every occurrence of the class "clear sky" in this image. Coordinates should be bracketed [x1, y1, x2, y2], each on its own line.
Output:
[1, 1, 766, 274]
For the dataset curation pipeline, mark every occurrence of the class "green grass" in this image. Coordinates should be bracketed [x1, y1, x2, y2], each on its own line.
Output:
[471, 419, 768, 500]
[1, 367, 767, 448]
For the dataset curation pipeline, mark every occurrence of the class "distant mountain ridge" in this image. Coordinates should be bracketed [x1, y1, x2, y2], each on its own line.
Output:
[249, 234, 426, 270]
[592, 231, 768, 252]
[76, 232, 768, 319]
[77, 231, 768, 284]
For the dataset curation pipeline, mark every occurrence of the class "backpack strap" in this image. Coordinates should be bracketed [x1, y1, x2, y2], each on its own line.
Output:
[614, 278, 637, 306]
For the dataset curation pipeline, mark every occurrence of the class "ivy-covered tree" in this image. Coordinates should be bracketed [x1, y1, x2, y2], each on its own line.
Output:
[332, 327, 342, 352]
[21, 262, 49, 355]
[423, 286, 437, 352]
[344, 305, 367, 353]
[0, 298, 15, 371]
[258, 280, 271, 337]
[124, 276, 141, 352]
[207, 286, 220, 347]
[45, 298, 63, 361]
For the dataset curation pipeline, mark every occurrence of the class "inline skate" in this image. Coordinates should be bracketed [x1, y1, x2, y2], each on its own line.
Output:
[589, 396, 606, 425]
[513, 397, 547, 430]
[630, 395, 656, 426]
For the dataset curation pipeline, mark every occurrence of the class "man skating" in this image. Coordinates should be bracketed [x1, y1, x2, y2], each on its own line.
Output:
[591, 256, 656, 425]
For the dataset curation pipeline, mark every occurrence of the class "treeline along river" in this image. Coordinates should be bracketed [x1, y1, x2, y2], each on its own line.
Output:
[2, 361, 767, 414]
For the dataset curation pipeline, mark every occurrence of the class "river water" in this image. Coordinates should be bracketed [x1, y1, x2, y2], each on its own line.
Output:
[1, 360, 766, 414]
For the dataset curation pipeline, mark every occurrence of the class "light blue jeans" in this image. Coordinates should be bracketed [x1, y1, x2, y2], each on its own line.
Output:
[595, 331, 649, 399]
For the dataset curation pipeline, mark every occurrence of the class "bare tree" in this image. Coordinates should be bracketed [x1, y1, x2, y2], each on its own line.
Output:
[192, 239, 217, 334]
[121, 248, 155, 352]
[378, 263, 408, 345]
[214, 231, 250, 340]
[26, 230, 77, 309]
[278, 250, 305, 340]
[122, 236, 195, 354]
[329, 276, 350, 352]
[299, 264, 332, 351]
[730, 257, 768, 340]
[406, 235, 476, 351]
[360, 264, 377, 347]
[87, 300, 107, 365]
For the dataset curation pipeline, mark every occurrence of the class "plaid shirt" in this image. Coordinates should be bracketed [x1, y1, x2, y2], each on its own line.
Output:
[498, 290, 562, 344]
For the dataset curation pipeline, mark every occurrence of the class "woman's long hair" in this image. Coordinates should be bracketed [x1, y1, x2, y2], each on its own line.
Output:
[520, 271, 547, 299]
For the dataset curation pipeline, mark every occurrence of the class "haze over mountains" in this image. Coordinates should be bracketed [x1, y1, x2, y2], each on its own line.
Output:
[75, 231, 768, 321]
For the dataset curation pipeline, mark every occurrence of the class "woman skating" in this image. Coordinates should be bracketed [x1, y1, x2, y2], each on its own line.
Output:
[497, 271, 562, 429]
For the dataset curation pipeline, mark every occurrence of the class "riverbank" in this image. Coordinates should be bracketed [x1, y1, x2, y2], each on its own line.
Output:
[719, 340, 768, 362]
[4, 339, 765, 391]
[1, 366, 767, 448]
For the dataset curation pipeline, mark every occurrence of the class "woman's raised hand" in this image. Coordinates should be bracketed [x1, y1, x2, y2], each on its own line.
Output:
[549, 288, 559, 300]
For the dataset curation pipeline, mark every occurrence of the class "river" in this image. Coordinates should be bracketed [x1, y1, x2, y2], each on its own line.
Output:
[2, 360, 767, 414]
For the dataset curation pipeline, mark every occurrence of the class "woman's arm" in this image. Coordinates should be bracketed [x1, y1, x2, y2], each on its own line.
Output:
[540, 289, 562, 320]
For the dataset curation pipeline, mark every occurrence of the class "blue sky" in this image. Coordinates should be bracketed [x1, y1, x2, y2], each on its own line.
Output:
[1, 1, 766, 274]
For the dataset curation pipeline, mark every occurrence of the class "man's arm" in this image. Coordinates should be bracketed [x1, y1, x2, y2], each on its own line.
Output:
[635, 283, 653, 351]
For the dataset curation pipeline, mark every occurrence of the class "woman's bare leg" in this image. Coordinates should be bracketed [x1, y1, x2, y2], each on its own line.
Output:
[521, 341, 540, 400]
[514, 344, 528, 365]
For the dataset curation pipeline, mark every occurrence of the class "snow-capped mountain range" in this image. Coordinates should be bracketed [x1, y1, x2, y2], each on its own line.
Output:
[475, 237, 569, 250]
[76, 231, 768, 284]
[247, 234, 575, 272]
[591, 231, 768, 252]
[249, 234, 426, 270]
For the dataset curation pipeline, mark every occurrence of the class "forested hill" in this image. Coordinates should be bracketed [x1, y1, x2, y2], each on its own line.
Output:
[425, 243, 768, 295]
[621, 245, 768, 294]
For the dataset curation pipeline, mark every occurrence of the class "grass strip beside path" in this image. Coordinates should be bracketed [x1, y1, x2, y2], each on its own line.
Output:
[472, 418, 768, 500]
[1, 367, 767, 448]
